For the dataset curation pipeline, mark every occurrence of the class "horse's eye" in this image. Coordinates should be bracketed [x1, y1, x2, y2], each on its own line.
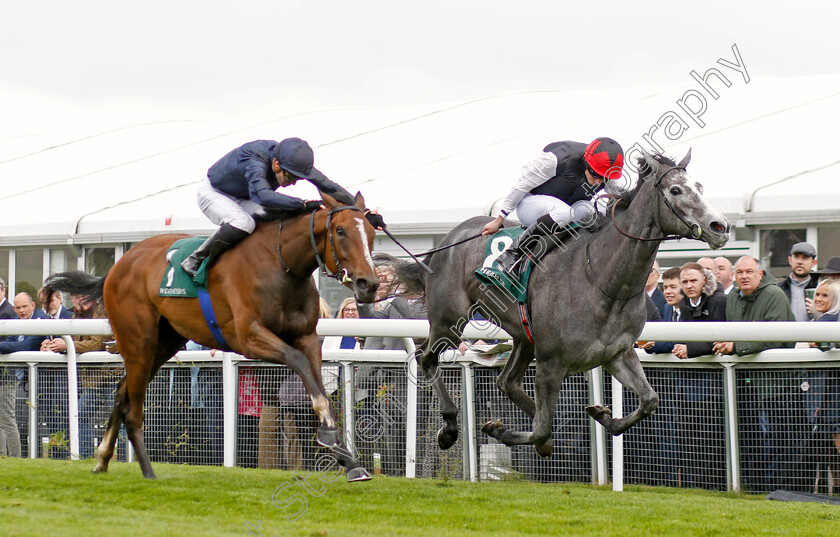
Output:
[336, 227, 346, 238]
[669, 186, 682, 196]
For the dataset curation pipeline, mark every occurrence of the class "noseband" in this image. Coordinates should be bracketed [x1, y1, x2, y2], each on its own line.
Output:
[609, 166, 703, 242]
[310, 205, 364, 284]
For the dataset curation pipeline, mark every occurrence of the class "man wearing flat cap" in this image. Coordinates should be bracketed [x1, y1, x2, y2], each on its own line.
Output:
[777, 242, 819, 322]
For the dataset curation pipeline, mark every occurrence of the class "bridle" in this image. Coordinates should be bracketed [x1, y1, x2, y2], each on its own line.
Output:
[587, 165, 703, 301]
[310, 205, 364, 284]
[277, 205, 364, 284]
[608, 165, 703, 243]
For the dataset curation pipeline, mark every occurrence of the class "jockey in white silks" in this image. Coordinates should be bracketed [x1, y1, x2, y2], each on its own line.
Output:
[482, 137, 626, 275]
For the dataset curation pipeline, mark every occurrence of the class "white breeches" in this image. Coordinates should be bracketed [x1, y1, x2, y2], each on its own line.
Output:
[515, 194, 605, 227]
[196, 178, 265, 233]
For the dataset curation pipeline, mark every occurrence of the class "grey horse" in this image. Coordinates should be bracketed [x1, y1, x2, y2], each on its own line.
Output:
[394, 151, 730, 457]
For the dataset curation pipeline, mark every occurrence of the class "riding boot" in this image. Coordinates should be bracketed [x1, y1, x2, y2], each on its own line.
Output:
[496, 214, 564, 277]
[180, 223, 251, 279]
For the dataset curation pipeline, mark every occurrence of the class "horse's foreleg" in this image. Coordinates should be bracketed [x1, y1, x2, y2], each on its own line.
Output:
[587, 349, 659, 435]
[248, 328, 370, 482]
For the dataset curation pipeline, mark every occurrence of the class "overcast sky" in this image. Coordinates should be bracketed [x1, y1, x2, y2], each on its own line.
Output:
[1, 0, 838, 120]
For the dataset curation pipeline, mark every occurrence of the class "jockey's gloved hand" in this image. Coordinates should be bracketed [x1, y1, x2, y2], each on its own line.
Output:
[365, 211, 386, 229]
[304, 200, 324, 212]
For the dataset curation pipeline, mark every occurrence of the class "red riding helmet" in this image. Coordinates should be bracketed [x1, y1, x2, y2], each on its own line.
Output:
[584, 137, 624, 180]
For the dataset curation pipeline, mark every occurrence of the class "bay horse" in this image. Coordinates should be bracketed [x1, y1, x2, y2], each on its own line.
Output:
[45, 191, 378, 481]
[395, 151, 730, 456]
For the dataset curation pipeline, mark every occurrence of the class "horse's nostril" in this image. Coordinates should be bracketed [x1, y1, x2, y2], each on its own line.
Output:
[711, 221, 726, 234]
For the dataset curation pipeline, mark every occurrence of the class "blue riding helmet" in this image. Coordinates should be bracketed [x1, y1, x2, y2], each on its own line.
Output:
[275, 137, 316, 179]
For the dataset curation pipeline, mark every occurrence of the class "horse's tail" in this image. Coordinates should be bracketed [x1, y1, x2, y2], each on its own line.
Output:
[381, 252, 431, 298]
[44, 270, 106, 304]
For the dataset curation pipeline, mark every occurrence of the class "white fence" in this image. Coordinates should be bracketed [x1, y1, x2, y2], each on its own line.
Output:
[3, 319, 840, 494]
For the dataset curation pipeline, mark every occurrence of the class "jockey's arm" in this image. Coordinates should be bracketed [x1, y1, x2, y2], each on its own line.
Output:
[245, 158, 307, 210]
[308, 169, 355, 206]
[498, 151, 558, 219]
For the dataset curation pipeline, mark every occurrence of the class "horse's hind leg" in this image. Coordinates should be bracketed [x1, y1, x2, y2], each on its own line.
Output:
[489, 341, 554, 456]
[586, 348, 659, 435]
[120, 319, 186, 479]
[494, 341, 537, 418]
[93, 377, 127, 473]
[418, 325, 463, 450]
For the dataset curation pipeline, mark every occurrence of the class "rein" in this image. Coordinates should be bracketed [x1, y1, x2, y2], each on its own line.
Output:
[608, 166, 703, 242]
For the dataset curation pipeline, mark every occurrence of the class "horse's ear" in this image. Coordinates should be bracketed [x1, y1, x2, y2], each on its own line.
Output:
[354, 191, 366, 209]
[677, 148, 692, 169]
[320, 191, 339, 209]
[640, 151, 659, 177]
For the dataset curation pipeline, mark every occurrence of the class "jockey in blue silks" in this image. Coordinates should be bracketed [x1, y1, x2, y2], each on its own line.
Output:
[181, 138, 385, 279]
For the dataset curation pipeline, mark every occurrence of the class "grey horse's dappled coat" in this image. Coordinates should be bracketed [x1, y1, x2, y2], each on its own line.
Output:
[395, 151, 731, 454]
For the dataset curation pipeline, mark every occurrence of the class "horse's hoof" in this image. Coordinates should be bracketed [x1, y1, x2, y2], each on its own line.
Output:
[91, 467, 107, 474]
[586, 404, 612, 423]
[480, 420, 503, 440]
[436, 426, 458, 450]
[316, 426, 341, 448]
[346, 467, 372, 482]
[534, 441, 553, 459]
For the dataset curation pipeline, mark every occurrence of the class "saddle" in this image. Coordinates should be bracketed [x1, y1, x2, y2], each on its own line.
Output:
[160, 237, 209, 297]
[474, 216, 607, 342]
[160, 237, 232, 351]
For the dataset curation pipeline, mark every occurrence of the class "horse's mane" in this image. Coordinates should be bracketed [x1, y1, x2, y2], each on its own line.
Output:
[254, 207, 310, 224]
[619, 152, 679, 207]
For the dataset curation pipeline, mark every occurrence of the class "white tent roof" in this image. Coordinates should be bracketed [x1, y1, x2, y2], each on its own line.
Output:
[1, 74, 838, 246]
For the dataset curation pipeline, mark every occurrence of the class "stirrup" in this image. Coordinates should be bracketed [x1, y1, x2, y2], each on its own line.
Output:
[506, 256, 526, 278]
[180, 256, 201, 278]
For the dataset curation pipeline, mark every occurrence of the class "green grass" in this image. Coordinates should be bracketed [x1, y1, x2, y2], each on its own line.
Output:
[1, 458, 839, 537]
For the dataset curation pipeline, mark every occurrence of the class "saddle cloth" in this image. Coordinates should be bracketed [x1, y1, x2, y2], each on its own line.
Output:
[159, 237, 209, 297]
[474, 228, 535, 304]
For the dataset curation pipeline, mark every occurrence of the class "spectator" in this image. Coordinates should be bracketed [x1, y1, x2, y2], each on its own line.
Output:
[641, 266, 684, 485]
[38, 287, 73, 319]
[714, 257, 736, 295]
[322, 297, 361, 351]
[356, 254, 425, 474]
[810, 280, 840, 345]
[643, 266, 684, 355]
[803, 280, 840, 493]
[673, 263, 727, 359]
[0, 293, 49, 458]
[0, 278, 14, 323]
[40, 295, 118, 459]
[697, 257, 716, 276]
[813, 256, 840, 284]
[712, 256, 795, 356]
[777, 242, 819, 322]
[646, 261, 666, 318]
[669, 264, 727, 487]
[713, 257, 795, 491]
[237, 366, 261, 468]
